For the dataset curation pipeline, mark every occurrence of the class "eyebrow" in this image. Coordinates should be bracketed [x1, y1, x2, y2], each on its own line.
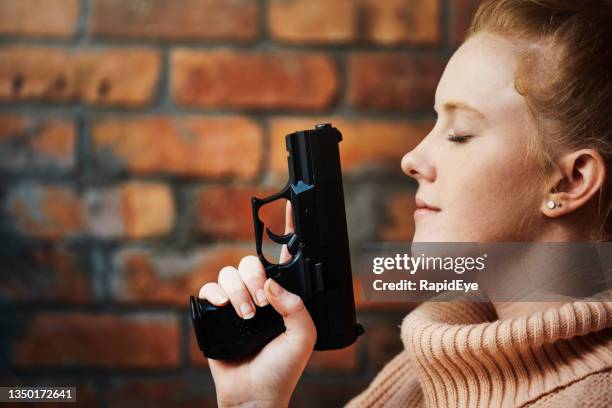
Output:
[437, 101, 486, 120]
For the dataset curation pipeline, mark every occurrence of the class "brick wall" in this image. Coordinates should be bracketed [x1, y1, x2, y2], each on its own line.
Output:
[0, 0, 480, 406]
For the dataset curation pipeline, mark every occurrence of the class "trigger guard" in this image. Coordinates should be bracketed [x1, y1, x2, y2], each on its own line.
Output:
[251, 182, 293, 269]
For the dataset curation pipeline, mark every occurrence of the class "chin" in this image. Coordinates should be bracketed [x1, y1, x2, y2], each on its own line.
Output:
[412, 229, 446, 242]
[412, 227, 477, 243]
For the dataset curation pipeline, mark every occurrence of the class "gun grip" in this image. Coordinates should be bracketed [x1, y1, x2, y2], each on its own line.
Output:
[190, 296, 285, 360]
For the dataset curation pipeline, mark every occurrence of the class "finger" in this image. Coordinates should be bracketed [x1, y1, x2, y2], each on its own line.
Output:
[263, 278, 317, 348]
[238, 255, 268, 307]
[279, 200, 295, 264]
[218, 266, 256, 319]
[198, 282, 229, 306]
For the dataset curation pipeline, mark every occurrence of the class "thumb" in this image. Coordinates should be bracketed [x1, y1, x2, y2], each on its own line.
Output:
[264, 278, 316, 347]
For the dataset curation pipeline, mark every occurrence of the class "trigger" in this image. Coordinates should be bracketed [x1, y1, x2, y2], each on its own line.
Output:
[266, 228, 293, 245]
[266, 228, 299, 255]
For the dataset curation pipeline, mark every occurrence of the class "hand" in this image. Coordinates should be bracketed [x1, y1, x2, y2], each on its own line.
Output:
[198, 201, 317, 408]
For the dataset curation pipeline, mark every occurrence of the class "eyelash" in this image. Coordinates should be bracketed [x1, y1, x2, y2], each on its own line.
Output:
[447, 134, 473, 144]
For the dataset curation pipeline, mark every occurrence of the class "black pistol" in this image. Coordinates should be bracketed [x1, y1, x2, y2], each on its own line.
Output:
[190, 123, 364, 360]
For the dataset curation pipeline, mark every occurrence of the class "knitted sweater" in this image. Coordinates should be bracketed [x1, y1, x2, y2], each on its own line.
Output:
[345, 300, 612, 407]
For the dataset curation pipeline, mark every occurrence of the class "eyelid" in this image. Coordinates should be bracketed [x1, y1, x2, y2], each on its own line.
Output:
[448, 128, 459, 136]
[448, 128, 472, 137]
[446, 130, 474, 143]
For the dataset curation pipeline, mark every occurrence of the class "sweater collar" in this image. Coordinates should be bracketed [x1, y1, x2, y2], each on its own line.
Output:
[400, 300, 612, 407]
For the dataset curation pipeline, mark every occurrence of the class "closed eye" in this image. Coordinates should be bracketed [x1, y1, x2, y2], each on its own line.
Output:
[447, 134, 473, 144]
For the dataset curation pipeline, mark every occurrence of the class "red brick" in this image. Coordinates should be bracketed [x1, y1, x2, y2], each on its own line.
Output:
[381, 191, 417, 241]
[6, 182, 173, 240]
[112, 245, 253, 305]
[92, 116, 262, 179]
[29, 121, 75, 163]
[13, 313, 180, 368]
[0, 247, 91, 304]
[269, 0, 355, 44]
[0, 47, 160, 107]
[0, 0, 78, 38]
[0, 114, 22, 138]
[197, 186, 286, 241]
[122, 183, 174, 239]
[86, 182, 174, 239]
[306, 343, 359, 372]
[38, 189, 83, 238]
[360, 0, 440, 45]
[269, 118, 431, 179]
[6, 184, 84, 240]
[450, 0, 481, 45]
[0, 115, 76, 170]
[348, 53, 445, 111]
[90, 0, 258, 41]
[171, 50, 337, 110]
[107, 380, 217, 408]
[270, 0, 439, 45]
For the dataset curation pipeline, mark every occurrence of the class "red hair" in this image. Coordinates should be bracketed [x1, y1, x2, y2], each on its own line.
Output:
[469, 0, 612, 240]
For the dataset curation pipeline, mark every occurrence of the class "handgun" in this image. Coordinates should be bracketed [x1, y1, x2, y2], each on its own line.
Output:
[190, 123, 364, 360]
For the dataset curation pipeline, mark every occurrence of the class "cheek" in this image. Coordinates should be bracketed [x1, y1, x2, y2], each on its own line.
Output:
[436, 143, 541, 240]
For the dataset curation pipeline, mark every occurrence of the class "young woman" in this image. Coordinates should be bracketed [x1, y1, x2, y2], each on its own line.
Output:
[198, 1, 612, 406]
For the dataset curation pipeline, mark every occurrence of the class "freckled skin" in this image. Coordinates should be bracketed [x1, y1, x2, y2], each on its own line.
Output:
[402, 33, 544, 242]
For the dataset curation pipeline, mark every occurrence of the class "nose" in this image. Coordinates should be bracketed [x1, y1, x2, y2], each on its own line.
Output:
[401, 138, 435, 182]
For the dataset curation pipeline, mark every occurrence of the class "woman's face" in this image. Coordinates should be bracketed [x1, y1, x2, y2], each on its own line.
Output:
[402, 32, 544, 242]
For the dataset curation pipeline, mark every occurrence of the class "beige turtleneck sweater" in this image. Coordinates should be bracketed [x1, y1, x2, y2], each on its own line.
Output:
[345, 300, 612, 407]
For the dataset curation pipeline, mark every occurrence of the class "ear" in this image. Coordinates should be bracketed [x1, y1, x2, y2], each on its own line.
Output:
[541, 149, 607, 218]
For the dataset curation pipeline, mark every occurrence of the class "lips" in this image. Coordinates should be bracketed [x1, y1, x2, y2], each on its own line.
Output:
[415, 197, 440, 211]
[414, 197, 440, 220]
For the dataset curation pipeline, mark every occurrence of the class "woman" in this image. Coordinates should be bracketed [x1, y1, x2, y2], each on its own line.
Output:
[198, 0, 612, 406]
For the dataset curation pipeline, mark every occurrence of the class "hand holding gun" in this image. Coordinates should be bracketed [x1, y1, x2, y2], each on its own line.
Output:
[191, 123, 364, 407]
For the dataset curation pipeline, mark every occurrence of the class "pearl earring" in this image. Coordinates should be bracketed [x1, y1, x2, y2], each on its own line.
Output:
[547, 200, 556, 209]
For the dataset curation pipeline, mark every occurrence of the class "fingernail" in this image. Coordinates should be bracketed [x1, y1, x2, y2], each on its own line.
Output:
[213, 292, 229, 304]
[256, 289, 268, 306]
[240, 302, 255, 319]
[268, 278, 285, 297]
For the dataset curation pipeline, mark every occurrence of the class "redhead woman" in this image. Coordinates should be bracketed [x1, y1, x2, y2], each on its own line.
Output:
[198, 1, 612, 406]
